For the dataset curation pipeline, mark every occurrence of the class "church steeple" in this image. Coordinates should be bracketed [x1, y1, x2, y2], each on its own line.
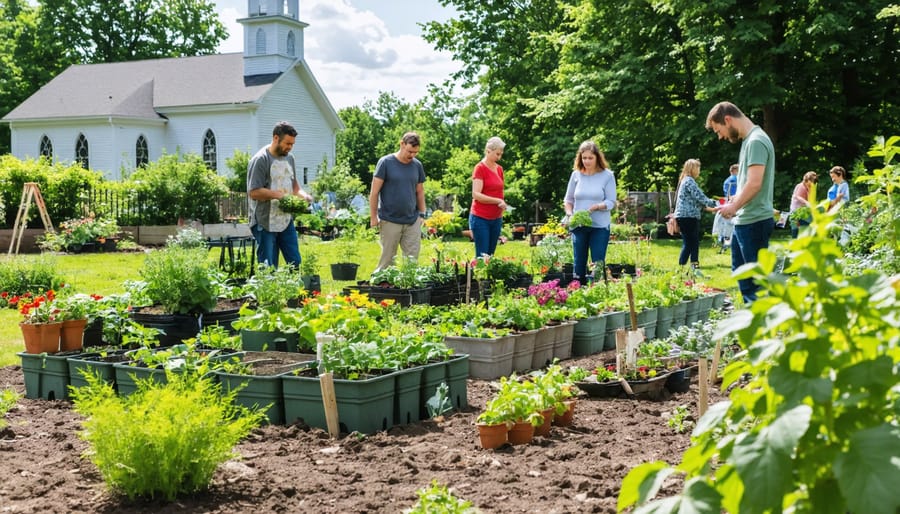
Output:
[239, 0, 308, 77]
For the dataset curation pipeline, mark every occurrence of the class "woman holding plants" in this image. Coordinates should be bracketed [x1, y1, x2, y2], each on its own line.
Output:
[563, 140, 617, 282]
[673, 159, 717, 276]
[789, 171, 818, 238]
[470, 137, 508, 258]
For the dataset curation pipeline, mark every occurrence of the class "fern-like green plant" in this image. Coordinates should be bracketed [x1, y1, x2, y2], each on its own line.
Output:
[0, 388, 21, 429]
[407, 480, 476, 514]
[71, 370, 265, 501]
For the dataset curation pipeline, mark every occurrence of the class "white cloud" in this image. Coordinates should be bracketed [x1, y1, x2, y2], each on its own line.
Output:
[215, 0, 460, 110]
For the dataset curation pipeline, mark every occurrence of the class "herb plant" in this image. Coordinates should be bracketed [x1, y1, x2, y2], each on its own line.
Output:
[70, 370, 265, 501]
[407, 480, 476, 514]
[0, 388, 20, 429]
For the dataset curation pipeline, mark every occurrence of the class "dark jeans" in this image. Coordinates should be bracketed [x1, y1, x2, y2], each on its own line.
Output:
[469, 214, 503, 258]
[571, 226, 611, 279]
[676, 217, 701, 265]
[253, 219, 301, 268]
[732, 217, 775, 304]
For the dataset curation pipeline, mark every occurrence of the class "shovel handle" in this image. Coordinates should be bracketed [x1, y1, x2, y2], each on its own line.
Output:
[626, 282, 638, 330]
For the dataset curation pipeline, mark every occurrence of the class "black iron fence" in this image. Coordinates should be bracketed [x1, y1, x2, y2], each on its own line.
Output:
[80, 186, 247, 226]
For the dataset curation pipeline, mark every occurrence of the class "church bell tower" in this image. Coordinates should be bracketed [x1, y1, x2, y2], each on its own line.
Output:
[239, 0, 308, 77]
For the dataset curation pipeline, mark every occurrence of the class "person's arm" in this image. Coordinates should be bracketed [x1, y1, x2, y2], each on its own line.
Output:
[416, 182, 426, 218]
[717, 165, 763, 218]
[291, 178, 314, 202]
[369, 177, 384, 227]
[563, 172, 577, 216]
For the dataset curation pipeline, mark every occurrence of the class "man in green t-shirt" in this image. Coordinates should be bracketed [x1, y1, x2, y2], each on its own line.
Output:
[706, 102, 775, 304]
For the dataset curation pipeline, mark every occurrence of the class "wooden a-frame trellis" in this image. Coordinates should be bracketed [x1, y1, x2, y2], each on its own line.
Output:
[8, 182, 54, 255]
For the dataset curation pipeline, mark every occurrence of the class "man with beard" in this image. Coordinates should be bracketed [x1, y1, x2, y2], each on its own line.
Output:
[248, 121, 314, 268]
[706, 102, 775, 304]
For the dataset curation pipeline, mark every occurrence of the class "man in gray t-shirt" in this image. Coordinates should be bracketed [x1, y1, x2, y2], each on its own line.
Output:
[248, 121, 314, 268]
[368, 131, 426, 272]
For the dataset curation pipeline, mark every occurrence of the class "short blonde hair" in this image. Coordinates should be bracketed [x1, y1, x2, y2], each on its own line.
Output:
[485, 137, 506, 154]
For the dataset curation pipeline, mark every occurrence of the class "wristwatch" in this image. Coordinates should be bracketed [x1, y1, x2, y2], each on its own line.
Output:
[418, 212, 426, 219]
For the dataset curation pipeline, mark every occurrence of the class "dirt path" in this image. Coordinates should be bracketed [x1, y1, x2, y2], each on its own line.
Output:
[0, 351, 725, 513]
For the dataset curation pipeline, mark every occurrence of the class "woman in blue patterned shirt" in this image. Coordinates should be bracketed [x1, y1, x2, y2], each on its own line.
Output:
[674, 159, 717, 274]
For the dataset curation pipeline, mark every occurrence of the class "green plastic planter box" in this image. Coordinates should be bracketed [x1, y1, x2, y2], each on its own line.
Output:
[603, 311, 627, 350]
[418, 359, 448, 420]
[281, 370, 395, 434]
[67, 350, 130, 391]
[18, 352, 73, 400]
[217, 372, 285, 425]
[445, 354, 469, 410]
[240, 330, 300, 352]
[636, 307, 659, 340]
[393, 366, 424, 426]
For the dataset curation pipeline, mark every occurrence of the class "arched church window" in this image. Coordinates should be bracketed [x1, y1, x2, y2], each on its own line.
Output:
[75, 134, 89, 169]
[202, 129, 217, 171]
[287, 31, 296, 56]
[256, 28, 266, 55]
[136, 135, 149, 168]
[39, 135, 53, 159]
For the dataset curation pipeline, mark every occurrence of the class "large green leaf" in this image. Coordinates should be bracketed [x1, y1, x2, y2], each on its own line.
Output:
[769, 365, 833, 404]
[834, 424, 900, 514]
[732, 405, 812, 512]
[618, 461, 673, 510]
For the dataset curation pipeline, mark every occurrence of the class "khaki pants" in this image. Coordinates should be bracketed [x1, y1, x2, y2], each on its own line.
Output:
[376, 219, 422, 271]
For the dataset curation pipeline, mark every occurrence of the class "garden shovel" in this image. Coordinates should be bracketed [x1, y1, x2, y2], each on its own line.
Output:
[615, 282, 644, 369]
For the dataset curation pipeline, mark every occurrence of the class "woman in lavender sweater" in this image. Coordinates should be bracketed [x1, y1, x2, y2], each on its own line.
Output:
[674, 159, 717, 274]
[563, 141, 617, 281]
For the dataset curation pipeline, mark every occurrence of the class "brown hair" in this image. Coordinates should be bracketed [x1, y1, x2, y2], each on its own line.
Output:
[803, 171, 818, 184]
[573, 140, 610, 171]
[400, 132, 421, 147]
[829, 166, 846, 178]
[706, 102, 746, 129]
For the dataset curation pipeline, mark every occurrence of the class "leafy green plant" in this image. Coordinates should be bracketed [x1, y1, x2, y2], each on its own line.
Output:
[139, 246, 221, 314]
[475, 375, 543, 427]
[300, 252, 321, 277]
[0, 388, 21, 429]
[166, 226, 206, 249]
[618, 218, 900, 514]
[0, 255, 65, 300]
[241, 264, 304, 310]
[406, 480, 476, 514]
[129, 152, 228, 224]
[568, 210, 593, 229]
[310, 160, 366, 208]
[531, 234, 572, 274]
[276, 195, 309, 214]
[425, 382, 453, 419]
[70, 370, 265, 501]
[666, 405, 694, 434]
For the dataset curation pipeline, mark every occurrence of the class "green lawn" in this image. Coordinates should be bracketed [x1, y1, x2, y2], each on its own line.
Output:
[0, 233, 748, 367]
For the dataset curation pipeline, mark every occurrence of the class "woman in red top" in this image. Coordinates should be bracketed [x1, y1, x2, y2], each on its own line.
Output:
[470, 137, 508, 257]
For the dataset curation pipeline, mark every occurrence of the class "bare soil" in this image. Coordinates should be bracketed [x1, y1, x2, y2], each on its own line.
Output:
[0, 350, 725, 513]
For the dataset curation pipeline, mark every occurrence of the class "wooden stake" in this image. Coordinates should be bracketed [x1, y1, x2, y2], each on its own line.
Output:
[709, 341, 722, 385]
[319, 372, 340, 438]
[698, 357, 708, 416]
[626, 282, 638, 330]
[465, 263, 472, 303]
[616, 354, 634, 396]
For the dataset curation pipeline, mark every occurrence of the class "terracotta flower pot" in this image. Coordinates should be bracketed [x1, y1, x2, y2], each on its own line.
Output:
[534, 408, 554, 437]
[507, 420, 534, 445]
[60, 318, 88, 351]
[20, 322, 63, 354]
[476, 422, 508, 449]
[553, 400, 576, 427]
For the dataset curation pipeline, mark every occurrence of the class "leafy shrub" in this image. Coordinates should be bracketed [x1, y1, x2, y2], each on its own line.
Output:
[139, 246, 220, 314]
[71, 371, 265, 501]
[310, 161, 366, 208]
[224, 149, 249, 192]
[618, 217, 900, 513]
[129, 152, 228, 224]
[0, 256, 65, 300]
[0, 155, 103, 228]
[165, 227, 206, 249]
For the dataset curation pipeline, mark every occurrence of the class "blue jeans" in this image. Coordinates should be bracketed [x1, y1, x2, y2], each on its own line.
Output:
[731, 218, 774, 304]
[571, 226, 610, 279]
[469, 214, 503, 258]
[253, 220, 301, 269]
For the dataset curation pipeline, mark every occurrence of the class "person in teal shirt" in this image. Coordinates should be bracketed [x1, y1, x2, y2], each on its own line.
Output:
[706, 102, 775, 305]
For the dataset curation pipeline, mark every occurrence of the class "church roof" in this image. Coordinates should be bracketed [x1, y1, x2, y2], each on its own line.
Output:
[3, 53, 281, 121]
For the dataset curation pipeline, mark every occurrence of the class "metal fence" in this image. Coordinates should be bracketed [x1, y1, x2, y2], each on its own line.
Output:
[81, 186, 248, 226]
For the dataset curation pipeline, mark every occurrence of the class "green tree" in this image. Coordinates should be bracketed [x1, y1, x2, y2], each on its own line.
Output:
[36, 0, 227, 63]
[336, 105, 382, 185]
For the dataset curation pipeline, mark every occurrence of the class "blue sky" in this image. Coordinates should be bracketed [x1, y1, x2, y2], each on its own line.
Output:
[214, 0, 460, 110]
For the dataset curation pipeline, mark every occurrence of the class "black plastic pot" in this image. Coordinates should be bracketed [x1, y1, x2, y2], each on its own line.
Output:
[330, 262, 359, 281]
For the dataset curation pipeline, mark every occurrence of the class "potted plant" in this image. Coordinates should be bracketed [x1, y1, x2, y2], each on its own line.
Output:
[16, 289, 63, 354]
[130, 246, 226, 346]
[329, 234, 360, 281]
[299, 253, 322, 294]
[531, 235, 574, 284]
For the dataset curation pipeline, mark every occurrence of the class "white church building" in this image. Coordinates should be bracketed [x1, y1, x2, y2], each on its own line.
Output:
[2, 0, 343, 183]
